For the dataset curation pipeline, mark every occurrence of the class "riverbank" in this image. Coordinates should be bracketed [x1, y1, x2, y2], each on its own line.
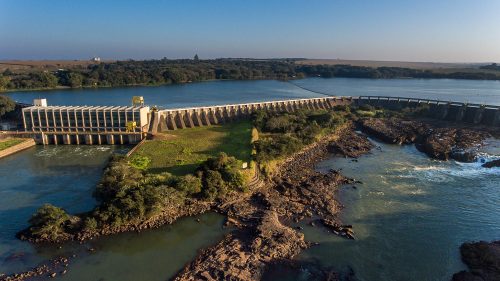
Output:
[0, 138, 35, 159]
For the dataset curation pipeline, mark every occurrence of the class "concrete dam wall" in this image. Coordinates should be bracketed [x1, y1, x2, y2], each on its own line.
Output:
[355, 96, 500, 127]
[152, 97, 352, 132]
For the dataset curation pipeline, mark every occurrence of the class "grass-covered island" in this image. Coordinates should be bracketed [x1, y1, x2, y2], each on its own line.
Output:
[13, 105, 500, 281]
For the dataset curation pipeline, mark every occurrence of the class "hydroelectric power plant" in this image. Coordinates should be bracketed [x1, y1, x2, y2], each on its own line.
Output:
[13, 95, 500, 146]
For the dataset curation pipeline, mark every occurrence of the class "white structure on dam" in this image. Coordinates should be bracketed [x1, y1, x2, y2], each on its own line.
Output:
[22, 99, 150, 144]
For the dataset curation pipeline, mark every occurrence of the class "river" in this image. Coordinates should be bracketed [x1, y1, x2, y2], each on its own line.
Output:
[1, 77, 499, 280]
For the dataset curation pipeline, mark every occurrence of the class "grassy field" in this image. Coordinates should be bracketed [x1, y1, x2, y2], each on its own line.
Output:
[0, 138, 24, 151]
[133, 121, 253, 176]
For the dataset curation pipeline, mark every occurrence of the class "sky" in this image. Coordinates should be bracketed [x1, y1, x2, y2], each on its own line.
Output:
[1, 0, 500, 62]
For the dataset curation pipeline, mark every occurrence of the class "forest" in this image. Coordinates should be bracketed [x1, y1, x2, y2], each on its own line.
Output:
[1, 58, 499, 91]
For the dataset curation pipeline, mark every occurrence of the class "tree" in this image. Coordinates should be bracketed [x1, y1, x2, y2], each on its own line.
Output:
[0, 75, 9, 91]
[194, 54, 199, 61]
[68, 72, 84, 88]
[0, 95, 15, 120]
[28, 204, 72, 240]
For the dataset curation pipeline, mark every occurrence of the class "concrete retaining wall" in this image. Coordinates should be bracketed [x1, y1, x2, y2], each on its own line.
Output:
[0, 139, 36, 158]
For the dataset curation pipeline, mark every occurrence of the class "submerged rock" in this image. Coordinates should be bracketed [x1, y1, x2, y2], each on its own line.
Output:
[451, 240, 500, 281]
[482, 159, 500, 168]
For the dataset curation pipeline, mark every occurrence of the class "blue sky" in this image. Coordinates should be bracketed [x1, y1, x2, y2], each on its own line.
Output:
[1, 0, 499, 62]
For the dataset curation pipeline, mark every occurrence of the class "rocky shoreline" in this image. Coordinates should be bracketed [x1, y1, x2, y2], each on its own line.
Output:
[17, 199, 213, 244]
[172, 125, 373, 280]
[452, 240, 500, 281]
[359, 117, 495, 163]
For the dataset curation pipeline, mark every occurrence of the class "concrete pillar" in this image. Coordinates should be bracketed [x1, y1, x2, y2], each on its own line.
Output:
[85, 134, 93, 145]
[175, 112, 186, 129]
[472, 107, 484, 124]
[63, 134, 71, 145]
[439, 104, 450, 120]
[158, 115, 168, 132]
[222, 107, 231, 121]
[456, 105, 467, 122]
[215, 108, 225, 124]
[201, 110, 211, 126]
[183, 111, 195, 128]
[106, 135, 115, 145]
[167, 113, 177, 130]
[208, 109, 218, 124]
[192, 110, 203, 126]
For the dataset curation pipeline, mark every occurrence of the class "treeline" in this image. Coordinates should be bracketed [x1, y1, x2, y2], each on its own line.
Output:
[480, 63, 500, 71]
[2, 59, 500, 91]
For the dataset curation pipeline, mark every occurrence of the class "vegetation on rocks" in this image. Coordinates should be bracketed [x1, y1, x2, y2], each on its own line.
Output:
[27, 204, 75, 241]
[252, 108, 348, 163]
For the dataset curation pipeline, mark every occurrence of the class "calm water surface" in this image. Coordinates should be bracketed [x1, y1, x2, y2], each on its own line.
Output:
[0, 146, 125, 273]
[7, 78, 500, 107]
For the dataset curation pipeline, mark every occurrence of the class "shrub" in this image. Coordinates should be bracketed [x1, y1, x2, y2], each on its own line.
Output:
[129, 155, 151, 170]
[84, 217, 98, 231]
[202, 170, 227, 200]
[175, 174, 202, 195]
[197, 153, 247, 199]
[28, 204, 72, 240]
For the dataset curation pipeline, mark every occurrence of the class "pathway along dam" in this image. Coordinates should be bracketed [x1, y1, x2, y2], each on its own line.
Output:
[14, 96, 500, 145]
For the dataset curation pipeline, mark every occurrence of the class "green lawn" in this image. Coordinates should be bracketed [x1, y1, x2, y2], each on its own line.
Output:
[133, 121, 253, 176]
[0, 138, 25, 151]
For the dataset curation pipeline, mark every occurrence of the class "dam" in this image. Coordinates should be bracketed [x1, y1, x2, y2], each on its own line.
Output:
[15, 95, 500, 145]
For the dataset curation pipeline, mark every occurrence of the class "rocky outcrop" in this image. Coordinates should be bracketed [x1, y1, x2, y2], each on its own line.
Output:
[451, 240, 500, 281]
[482, 159, 500, 168]
[360, 118, 491, 162]
[173, 128, 370, 281]
[0, 257, 70, 281]
[327, 129, 374, 158]
[359, 118, 428, 145]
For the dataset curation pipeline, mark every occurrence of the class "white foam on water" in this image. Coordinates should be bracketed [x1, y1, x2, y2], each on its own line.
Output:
[394, 153, 499, 183]
[35, 146, 112, 159]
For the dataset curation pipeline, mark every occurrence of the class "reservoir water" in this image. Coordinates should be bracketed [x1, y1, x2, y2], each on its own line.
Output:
[6, 77, 500, 107]
[1, 77, 499, 280]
